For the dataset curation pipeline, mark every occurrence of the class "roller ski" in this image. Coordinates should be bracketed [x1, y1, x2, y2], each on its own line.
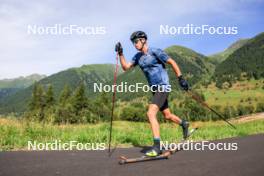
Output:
[118, 127, 198, 165]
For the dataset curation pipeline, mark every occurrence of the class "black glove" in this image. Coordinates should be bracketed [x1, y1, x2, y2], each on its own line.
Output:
[115, 42, 123, 55]
[178, 75, 189, 91]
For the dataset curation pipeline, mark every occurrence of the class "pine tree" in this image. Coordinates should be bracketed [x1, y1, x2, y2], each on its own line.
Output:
[29, 82, 38, 111]
[59, 84, 71, 106]
[46, 84, 55, 108]
[71, 81, 88, 116]
[28, 83, 46, 121]
[37, 84, 46, 121]
[91, 92, 110, 121]
[55, 84, 73, 124]
[29, 83, 45, 110]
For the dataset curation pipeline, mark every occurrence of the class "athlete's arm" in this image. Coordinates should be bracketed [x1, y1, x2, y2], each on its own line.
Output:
[167, 58, 189, 90]
[119, 54, 134, 71]
[167, 58, 182, 77]
[115, 42, 134, 71]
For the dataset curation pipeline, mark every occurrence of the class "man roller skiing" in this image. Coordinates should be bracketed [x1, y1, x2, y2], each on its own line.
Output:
[115, 31, 190, 157]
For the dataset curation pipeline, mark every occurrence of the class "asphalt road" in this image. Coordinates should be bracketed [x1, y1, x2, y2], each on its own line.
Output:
[0, 134, 263, 176]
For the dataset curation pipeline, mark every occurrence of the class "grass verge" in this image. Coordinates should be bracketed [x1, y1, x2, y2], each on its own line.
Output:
[0, 116, 264, 151]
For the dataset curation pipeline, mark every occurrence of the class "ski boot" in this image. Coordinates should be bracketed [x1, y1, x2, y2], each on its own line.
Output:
[145, 145, 162, 157]
[181, 119, 189, 140]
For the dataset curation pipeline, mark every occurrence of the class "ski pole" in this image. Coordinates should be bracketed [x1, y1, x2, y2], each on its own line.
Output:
[186, 90, 236, 129]
[108, 53, 119, 156]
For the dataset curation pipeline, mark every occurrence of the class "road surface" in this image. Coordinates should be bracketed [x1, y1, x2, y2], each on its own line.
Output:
[0, 134, 263, 176]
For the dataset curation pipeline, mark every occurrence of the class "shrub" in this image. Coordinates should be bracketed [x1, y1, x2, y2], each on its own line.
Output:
[223, 106, 237, 119]
[256, 102, 264, 112]
[121, 106, 146, 122]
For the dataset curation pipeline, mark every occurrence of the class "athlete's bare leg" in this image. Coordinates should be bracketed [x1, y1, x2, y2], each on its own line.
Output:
[147, 104, 160, 138]
[161, 108, 182, 124]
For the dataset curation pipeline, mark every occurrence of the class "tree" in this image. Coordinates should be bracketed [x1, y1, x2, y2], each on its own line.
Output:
[29, 83, 39, 111]
[54, 84, 73, 124]
[28, 83, 46, 121]
[59, 84, 71, 106]
[89, 92, 111, 121]
[55, 103, 74, 124]
[46, 84, 55, 107]
[70, 82, 88, 122]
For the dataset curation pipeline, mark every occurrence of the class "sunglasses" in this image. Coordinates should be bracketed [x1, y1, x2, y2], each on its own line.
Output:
[133, 38, 141, 44]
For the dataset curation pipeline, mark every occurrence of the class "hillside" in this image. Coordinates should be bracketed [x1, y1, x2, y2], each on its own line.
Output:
[0, 74, 46, 100]
[0, 64, 120, 114]
[208, 39, 249, 65]
[165, 45, 213, 79]
[0, 74, 46, 89]
[214, 32, 264, 86]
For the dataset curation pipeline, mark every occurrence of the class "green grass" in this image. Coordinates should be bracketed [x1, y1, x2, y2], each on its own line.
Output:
[202, 79, 264, 107]
[1, 118, 264, 151]
[204, 89, 264, 107]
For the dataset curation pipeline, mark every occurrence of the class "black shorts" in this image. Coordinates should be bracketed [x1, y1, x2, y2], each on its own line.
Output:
[151, 91, 169, 111]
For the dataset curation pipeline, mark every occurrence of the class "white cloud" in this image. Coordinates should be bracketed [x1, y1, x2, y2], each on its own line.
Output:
[0, 0, 262, 79]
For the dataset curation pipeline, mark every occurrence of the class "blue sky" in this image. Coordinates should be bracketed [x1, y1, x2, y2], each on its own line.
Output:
[0, 0, 263, 79]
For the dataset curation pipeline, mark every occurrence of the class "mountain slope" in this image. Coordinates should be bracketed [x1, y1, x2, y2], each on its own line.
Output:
[0, 64, 119, 114]
[0, 74, 46, 100]
[214, 32, 264, 83]
[165, 45, 213, 80]
[0, 74, 46, 89]
[208, 39, 249, 65]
